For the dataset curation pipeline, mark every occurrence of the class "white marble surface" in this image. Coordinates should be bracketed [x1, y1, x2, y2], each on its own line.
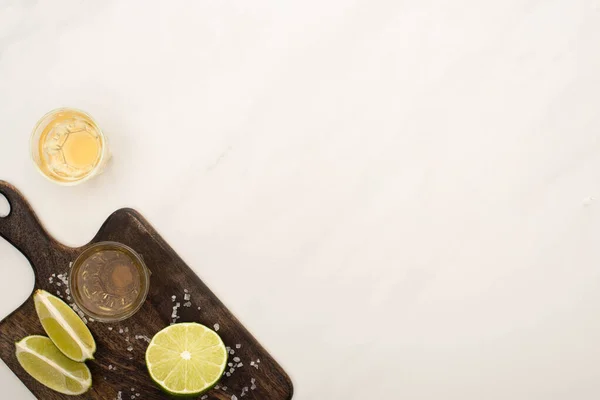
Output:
[1, 0, 600, 398]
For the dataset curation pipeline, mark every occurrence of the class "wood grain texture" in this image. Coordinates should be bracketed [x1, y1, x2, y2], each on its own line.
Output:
[0, 181, 293, 400]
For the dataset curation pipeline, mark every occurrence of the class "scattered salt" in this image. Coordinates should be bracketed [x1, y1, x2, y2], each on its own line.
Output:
[184, 293, 190, 301]
[235, 344, 241, 349]
[183, 301, 191, 307]
[237, 362, 243, 367]
[171, 295, 176, 301]
[108, 327, 113, 331]
[233, 357, 240, 362]
[135, 335, 151, 343]
[127, 346, 133, 352]
[214, 323, 220, 331]
[232, 395, 238, 400]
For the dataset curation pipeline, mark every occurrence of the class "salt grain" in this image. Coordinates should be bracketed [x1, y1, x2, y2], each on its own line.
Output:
[213, 323, 220, 331]
[233, 357, 240, 362]
[135, 335, 151, 343]
[119, 328, 124, 334]
[237, 362, 243, 367]
[108, 327, 113, 331]
[235, 344, 241, 349]
[184, 293, 190, 301]
[171, 295, 176, 301]
[183, 301, 192, 307]
[232, 395, 238, 400]
[127, 346, 133, 352]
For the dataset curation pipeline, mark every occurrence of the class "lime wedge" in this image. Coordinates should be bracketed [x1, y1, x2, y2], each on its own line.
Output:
[33, 289, 96, 362]
[16, 336, 92, 395]
[146, 323, 227, 396]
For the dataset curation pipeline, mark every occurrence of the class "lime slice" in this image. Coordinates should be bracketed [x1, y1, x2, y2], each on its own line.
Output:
[146, 323, 227, 396]
[33, 289, 96, 362]
[16, 336, 92, 395]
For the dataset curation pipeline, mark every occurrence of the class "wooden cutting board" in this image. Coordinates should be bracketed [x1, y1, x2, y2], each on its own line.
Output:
[0, 181, 293, 400]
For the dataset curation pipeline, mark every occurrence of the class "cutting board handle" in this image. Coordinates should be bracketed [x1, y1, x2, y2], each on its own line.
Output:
[0, 181, 57, 269]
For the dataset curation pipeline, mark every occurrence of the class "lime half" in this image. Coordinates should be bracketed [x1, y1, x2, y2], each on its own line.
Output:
[16, 336, 92, 395]
[146, 323, 227, 396]
[34, 289, 96, 362]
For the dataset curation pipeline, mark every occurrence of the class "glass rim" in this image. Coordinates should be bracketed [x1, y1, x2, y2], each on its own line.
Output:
[30, 107, 108, 186]
[69, 241, 151, 323]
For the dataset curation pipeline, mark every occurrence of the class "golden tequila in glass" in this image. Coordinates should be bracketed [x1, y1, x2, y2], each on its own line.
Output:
[70, 242, 150, 322]
[30, 108, 109, 185]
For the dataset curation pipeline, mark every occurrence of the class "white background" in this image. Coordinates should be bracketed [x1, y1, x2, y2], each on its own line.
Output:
[2, 1, 600, 399]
